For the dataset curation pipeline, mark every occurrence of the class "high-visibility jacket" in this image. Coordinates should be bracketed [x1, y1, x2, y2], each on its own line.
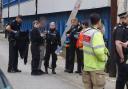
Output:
[76, 28, 88, 48]
[83, 28, 108, 71]
[76, 31, 83, 48]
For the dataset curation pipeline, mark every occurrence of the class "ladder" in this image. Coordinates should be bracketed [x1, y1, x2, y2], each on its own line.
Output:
[55, 0, 82, 55]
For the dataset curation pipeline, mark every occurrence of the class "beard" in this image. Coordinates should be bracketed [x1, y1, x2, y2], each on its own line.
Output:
[50, 28, 56, 31]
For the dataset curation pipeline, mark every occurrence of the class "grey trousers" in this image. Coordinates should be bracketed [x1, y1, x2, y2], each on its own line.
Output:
[38, 44, 46, 70]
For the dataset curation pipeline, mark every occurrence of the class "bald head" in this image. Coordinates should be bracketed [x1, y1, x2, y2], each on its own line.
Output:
[71, 18, 78, 26]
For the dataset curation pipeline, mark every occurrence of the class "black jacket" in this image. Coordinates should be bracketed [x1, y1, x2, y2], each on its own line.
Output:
[67, 25, 82, 44]
[30, 28, 44, 45]
[8, 20, 21, 40]
[46, 30, 61, 48]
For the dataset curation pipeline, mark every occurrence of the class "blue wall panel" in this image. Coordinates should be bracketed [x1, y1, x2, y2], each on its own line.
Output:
[3, 0, 30, 7]
[3, 0, 17, 6]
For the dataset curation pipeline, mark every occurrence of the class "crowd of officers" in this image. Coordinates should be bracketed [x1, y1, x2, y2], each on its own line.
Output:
[6, 16, 61, 75]
[4, 12, 128, 89]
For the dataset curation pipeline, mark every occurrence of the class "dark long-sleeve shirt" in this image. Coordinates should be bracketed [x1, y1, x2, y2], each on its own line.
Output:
[67, 25, 82, 44]
[30, 28, 44, 45]
[46, 30, 61, 47]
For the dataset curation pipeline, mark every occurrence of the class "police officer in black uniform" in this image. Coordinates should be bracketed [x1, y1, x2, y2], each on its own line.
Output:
[44, 22, 61, 74]
[30, 20, 45, 75]
[66, 18, 83, 73]
[113, 12, 128, 89]
[6, 15, 22, 73]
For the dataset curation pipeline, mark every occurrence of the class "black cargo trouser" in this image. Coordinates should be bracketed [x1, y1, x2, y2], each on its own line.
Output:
[31, 44, 40, 72]
[44, 46, 57, 69]
[65, 47, 70, 70]
[116, 62, 128, 89]
[69, 43, 83, 72]
[8, 40, 19, 70]
[77, 49, 84, 72]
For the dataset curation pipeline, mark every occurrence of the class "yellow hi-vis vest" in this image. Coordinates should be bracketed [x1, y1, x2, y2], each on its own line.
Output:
[83, 28, 108, 71]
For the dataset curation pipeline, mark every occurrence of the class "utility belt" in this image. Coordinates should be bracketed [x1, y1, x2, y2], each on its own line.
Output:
[9, 31, 20, 40]
[8, 36, 17, 42]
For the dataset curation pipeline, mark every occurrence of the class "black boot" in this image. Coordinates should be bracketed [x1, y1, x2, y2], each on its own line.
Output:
[45, 67, 48, 74]
[15, 69, 22, 72]
[31, 70, 44, 76]
[38, 69, 45, 74]
[52, 68, 56, 74]
[8, 67, 16, 73]
[75, 70, 82, 73]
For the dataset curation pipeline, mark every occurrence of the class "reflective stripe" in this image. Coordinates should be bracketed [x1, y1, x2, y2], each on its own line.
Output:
[84, 50, 95, 56]
[83, 41, 91, 47]
[83, 42, 105, 49]
[93, 45, 105, 49]
[83, 45, 105, 56]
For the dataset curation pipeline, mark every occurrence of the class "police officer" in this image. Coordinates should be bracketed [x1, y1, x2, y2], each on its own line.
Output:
[66, 18, 83, 73]
[6, 15, 22, 73]
[113, 12, 128, 89]
[44, 22, 61, 74]
[30, 20, 44, 75]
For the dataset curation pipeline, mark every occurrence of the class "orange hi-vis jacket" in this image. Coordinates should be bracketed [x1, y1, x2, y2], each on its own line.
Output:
[76, 29, 87, 48]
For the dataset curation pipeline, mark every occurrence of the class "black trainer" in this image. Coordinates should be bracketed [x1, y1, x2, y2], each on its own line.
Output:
[68, 70, 73, 73]
[75, 71, 82, 73]
[52, 69, 56, 74]
[64, 69, 70, 72]
[31, 70, 44, 76]
[38, 69, 45, 74]
[15, 69, 22, 72]
[8, 69, 16, 73]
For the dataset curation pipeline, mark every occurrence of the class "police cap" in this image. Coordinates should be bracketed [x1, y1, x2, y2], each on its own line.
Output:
[118, 12, 127, 18]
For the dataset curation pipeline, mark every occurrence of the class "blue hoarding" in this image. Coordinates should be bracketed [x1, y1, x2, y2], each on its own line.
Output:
[3, 0, 29, 7]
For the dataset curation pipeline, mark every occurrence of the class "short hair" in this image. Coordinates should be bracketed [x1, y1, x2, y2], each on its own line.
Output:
[90, 13, 101, 25]
[33, 20, 40, 26]
[81, 20, 89, 26]
[16, 15, 22, 19]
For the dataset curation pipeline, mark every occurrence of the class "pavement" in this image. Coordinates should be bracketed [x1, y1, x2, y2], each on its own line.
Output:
[0, 33, 122, 89]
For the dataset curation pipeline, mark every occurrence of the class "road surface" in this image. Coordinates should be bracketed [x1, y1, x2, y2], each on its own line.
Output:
[0, 33, 119, 89]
